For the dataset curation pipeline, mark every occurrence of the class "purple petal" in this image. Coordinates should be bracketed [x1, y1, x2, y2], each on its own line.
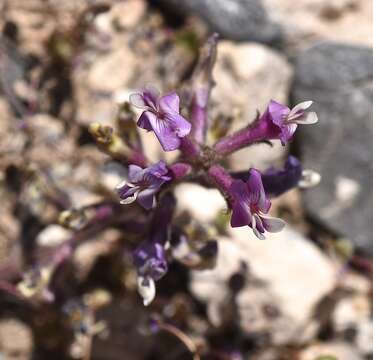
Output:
[165, 112, 192, 138]
[137, 188, 157, 210]
[148, 160, 170, 179]
[231, 202, 251, 228]
[279, 123, 297, 145]
[230, 180, 251, 227]
[246, 169, 270, 212]
[262, 156, 303, 197]
[128, 164, 144, 183]
[117, 183, 138, 199]
[268, 100, 290, 127]
[137, 111, 154, 131]
[159, 92, 180, 114]
[147, 115, 181, 151]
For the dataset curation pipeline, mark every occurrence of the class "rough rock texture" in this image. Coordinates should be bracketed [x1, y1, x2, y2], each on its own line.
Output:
[159, 0, 282, 44]
[293, 42, 373, 254]
[186, 184, 337, 344]
[212, 41, 293, 170]
[0, 319, 34, 360]
[265, 0, 373, 50]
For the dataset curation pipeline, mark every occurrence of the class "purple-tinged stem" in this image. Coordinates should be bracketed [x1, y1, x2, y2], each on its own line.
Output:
[213, 120, 268, 156]
[190, 89, 209, 144]
[189, 33, 218, 144]
[180, 136, 201, 158]
[168, 162, 192, 180]
[128, 150, 149, 168]
[207, 165, 233, 196]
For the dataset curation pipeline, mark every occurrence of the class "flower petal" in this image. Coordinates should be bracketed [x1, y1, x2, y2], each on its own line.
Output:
[289, 101, 313, 117]
[246, 169, 270, 212]
[137, 276, 156, 306]
[130, 93, 147, 109]
[159, 92, 180, 114]
[230, 202, 251, 227]
[119, 189, 139, 204]
[147, 114, 181, 151]
[251, 215, 265, 240]
[137, 111, 154, 131]
[262, 215, 286, 233]
[128, 164, 144, 182]
[137, 188, 157, 210]
[165, 112, 192, 138]
[268, 100, 290, 127]
[294, 111, 318, 125]
[144, 84, 161, 103]
[279, 123, 297, 145]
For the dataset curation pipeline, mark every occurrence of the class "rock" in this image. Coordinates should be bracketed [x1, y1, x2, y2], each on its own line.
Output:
[159, 0, 282, 44]
[230, 225, 337, 325]
[36, 224, 72, 247]
[87, 48, 136, 94]
[293, 42, 373, 254]
[300, 342, 363, 360]
[212, 41, 293, 170]
[174, 183, 226, 223]
[265, 0, 373, 50]
[0, 318, 33, 360]
[190, 225, 337, 344]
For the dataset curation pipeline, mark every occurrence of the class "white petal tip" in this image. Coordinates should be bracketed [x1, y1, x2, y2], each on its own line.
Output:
[299, 170, 321, 188]
[138, 276, 156, 307]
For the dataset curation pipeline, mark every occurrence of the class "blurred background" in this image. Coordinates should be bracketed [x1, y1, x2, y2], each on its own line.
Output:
[1, 0, 373, 359]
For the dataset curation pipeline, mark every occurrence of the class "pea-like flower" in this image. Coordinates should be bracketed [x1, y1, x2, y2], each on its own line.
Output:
[130, 85, 192, 151]
[259, 100, 318, 145]
[133, 193, 175, 306]
[229, 169, 285, 239]
[116, 160, 171, 210]
[261, 156, 303, 197]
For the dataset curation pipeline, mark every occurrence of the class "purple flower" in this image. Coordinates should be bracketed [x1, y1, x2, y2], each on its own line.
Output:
[133, 242, 168, 282]
[133, 193, 175, 305]
[262, 156, 303, 197]
[259, 100, 318, 145]
[116, 160, 171, 210]
[229, 169, 285, 239]
[130, 85, 192, 151]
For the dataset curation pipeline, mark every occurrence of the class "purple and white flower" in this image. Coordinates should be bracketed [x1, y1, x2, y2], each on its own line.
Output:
[130, 85, 192, 151]
[116, 160, 171, 210]
[133, 193, 175, 306]
[259, 100, 318, 145]
[229, 169, 285, 239]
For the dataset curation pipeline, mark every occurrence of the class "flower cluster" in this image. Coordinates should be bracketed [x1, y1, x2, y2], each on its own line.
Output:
[110, 34, 320, 305]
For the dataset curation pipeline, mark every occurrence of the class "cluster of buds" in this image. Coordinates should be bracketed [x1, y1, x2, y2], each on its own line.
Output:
[91, 34, 320, 306]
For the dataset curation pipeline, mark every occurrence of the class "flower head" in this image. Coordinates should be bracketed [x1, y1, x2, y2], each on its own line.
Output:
[229, 169, 285, 239]
[130, 85, 192, 151]
[116, 160, 171, 210]
[259, 100, 318, 145]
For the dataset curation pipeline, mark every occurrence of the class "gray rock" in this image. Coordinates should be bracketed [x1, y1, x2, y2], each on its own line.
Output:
[293, 42, 373, 254]
[159, 0, 282, 44]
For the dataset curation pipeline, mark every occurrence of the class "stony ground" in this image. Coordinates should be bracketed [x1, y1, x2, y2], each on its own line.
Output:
[1, 0, 373, 359]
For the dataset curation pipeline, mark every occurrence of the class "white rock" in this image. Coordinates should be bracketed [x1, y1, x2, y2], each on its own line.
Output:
[174, 183, 226, 222]
[300, 342, 362, 360]
[88, 48, 136, 93]
[37, 224, 72, 247]
[229, 225, 337, 324]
